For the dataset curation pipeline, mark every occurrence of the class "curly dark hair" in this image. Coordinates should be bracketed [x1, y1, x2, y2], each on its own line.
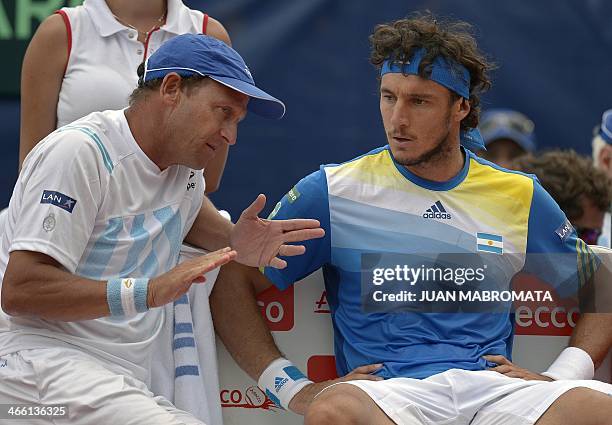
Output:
[513, 150, 612, 221]
[128, 62, 209, 105]
[369, 13, 494, 130]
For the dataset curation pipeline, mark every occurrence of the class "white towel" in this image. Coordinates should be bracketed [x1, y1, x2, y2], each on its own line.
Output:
[173, 291, 208, 419]
[150, 244, 223, 425]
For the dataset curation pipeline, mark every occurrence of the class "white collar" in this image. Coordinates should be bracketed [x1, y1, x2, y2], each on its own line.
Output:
[84, 0, 191, 37]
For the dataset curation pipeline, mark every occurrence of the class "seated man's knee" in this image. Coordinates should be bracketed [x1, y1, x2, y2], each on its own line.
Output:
[304, 386, 363, 425]
[568, 387, 612, 423]
[537, 387, 612, 425]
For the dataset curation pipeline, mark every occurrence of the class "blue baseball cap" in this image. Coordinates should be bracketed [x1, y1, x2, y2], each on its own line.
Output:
[143, 34, 285, 119]
[597, 109, 612, 144]
[479, 109, 537, 152]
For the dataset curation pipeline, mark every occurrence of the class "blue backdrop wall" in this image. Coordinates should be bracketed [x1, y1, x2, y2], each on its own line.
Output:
[2, 0, 612, 218]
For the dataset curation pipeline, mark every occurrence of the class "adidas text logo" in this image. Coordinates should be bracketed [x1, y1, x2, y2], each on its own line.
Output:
[423, 201, 451, 219]
[274, 377, 288, 393]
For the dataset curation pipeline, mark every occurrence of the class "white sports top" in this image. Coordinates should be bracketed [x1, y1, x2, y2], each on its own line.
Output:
[0, 109, 205, 381]
[56, 0, 207, 128]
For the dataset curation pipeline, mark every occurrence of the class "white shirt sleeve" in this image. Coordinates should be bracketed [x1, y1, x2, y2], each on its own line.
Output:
[10, 130, 106, 273]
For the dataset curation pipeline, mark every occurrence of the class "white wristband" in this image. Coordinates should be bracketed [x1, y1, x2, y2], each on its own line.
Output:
[541, 347, 594, 380]
[258, 357, 313, 409]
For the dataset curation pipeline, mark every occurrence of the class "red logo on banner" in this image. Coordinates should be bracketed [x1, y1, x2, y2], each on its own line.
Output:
[220, 386, 278, 410]
[314, 290, 330, 314]
[307, 355, 338, 382]
[512, 273, 579, 336]
[256, 285, 294, 331]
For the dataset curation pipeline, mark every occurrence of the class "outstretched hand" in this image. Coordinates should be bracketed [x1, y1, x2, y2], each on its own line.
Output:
[484, 355, 553, 381]
[231, 194, 325, 269]
[147, 247, 237, 308]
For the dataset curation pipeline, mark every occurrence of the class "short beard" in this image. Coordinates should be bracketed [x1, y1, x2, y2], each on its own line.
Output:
[395, 129, 453, 167]
[391, 102, 457, 169]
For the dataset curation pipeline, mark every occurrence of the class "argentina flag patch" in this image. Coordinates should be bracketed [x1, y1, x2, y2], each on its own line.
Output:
[477, 232, 503, 254]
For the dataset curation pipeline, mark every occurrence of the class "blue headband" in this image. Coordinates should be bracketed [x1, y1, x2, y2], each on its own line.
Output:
[381, 48, 470, 98]
[381, 48, 485, 151]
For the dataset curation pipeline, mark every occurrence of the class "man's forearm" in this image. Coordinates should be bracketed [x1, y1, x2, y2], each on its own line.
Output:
[2, 251, 109, 321]
[569, 313, 612, 368]
[184, 196, 234, 252]
[210, 262, 281, 380]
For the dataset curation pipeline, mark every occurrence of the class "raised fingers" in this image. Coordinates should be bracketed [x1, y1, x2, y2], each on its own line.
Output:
[241, 194, 266, 219]
[279, 218, 321, 231]
[278, 244, 306, 257]
[197, 247, 235, 260]
[188, 248, 237, 276]
[204, 250, 237, 270]
[282, 228, 326, 243]
[267, 257, 288, 270]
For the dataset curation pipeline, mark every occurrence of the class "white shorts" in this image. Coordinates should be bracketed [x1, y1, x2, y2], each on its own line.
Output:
[334, 368, 612, 425]
[0, 347, 203, 425]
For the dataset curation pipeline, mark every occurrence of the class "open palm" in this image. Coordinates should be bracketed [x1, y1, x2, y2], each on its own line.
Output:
[231, 194, 325, 269]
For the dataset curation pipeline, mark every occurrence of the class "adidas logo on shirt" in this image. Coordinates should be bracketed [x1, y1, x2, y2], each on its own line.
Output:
[423, 201, 451, 220]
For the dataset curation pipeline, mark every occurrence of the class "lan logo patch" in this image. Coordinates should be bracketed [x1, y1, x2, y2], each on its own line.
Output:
[555, 218, 573, 241]
[40, 190, 77, 213]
